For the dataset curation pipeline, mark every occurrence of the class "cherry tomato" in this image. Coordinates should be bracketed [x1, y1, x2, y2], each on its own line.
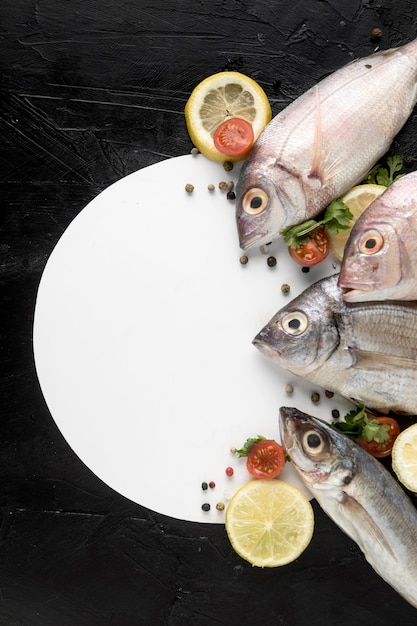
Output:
[213, 117, 254, 157]
[359, 417, 400, 458]
[246, 440, 286, 479]
[288, 228, 330, 266]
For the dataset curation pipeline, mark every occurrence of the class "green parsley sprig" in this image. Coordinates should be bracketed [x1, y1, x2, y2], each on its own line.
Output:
[362, 154, 404, 187]
[235, 435, 266, 457]
[333, 403, 390, 443]
[281, 198, 353, 249]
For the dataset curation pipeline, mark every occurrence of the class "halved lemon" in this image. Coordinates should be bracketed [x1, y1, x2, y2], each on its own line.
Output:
[184, 71, 272, 162]
[391, 423, 417, 493]
[225, 479, 314, 567]
[328, 184, 387, 260]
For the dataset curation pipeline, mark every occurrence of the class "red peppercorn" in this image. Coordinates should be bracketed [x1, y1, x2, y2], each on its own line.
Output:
[209, 481, 215, 489]
[225, 466, 234, 476]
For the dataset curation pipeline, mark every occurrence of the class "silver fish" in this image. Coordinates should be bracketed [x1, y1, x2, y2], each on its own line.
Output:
[253, 274, 417, 414]
[279, 407, 417, 609]
[339, 171, 417, 302]
[235, 39, 417, 250]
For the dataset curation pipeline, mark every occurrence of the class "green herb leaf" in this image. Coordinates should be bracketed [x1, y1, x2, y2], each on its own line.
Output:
[332, 403, 390, 443]
[281, 199, 353, 247]
[235, 435, 266, 457]
[362, 154, 404, 187]
[322, 198, 353, 233]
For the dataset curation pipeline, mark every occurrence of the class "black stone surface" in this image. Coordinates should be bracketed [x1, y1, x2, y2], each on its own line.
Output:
[1, 1, 417, 624]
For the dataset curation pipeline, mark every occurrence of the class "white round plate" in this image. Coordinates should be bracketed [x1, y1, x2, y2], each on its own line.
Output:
[33, 154, 354, 523]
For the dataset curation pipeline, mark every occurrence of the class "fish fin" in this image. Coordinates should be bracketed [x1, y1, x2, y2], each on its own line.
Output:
[351, 348, 417, 371]
[308, 86, 345, 186]
[341, 493, 398, 561]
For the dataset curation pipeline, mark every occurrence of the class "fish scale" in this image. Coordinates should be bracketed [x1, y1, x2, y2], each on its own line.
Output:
[236, 38, 417, 250]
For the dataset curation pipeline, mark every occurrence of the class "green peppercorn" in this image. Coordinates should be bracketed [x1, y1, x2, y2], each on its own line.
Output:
[267, 256, 277, 267]
[218, 181, 228, 190]
[185, 183, 194, 193]
[281, 283, 290, 294]
[216, 502, 225, 511]
[311, 391, 320, 404]
[325, 390, 334, 399]
[239, 255, 248, 265]
[223, 161, 234, 171]
[370, 27, 382, 42]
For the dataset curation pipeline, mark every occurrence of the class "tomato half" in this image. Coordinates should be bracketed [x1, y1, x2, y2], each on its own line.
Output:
[288, 228, 330, 266]
[213, 117, 254, 157]
[246, 440, 286, 479]
[359, 417, 400, 458]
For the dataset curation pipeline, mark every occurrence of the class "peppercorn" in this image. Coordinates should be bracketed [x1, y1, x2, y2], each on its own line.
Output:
[227, 191, 236, 200]
[230, 446, 237, 454]
[285, 383, 294, 395]
[325, 390, 334, 399]
[190, 147, 199, 156]
[302, 266, 310, 273]
[201, 481, 208, 491]
[201, 503, 211, 512]
[239, 255, 248, 265]
[370, 27, 382, 42]
[311, 391, 320, 404]
[218, 181, 228, 190]
[267, 256, 277, 267]
[281, 283, 290, 294]
[226, 181, 234, 190]
[207, 183, 215, 192]
[331, 408, 340, 419]
[209, 481, 215, 489]
[225, 466, 234, 476]
[223, 161, 234, 171]
[185, 183, 194, 193]
[216, 502, 225, 511]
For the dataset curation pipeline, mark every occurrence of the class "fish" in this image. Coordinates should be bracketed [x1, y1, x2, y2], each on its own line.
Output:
[253, 274, 417, 414]
[235, 38, 417, 250]
[338, 171, 417, 302]
[279, 406, 417, 609]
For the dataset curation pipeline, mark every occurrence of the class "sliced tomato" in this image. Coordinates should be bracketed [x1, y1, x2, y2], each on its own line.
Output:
[359, 417, 400, 458]
[288, 228, 330, 266]
[246, 439, 285, 479]
[213, 117, 254, 157]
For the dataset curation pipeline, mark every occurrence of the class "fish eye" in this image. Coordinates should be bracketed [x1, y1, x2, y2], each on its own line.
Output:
[302, 430, 326, 455]
[242, 188, 269, 215]
[357, 229, 384, 255]
[280, 311, 309, 336]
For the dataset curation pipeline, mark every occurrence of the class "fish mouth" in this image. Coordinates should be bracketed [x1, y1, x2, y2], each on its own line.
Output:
[340, 285, 373, 302]
[252, 334, 280, 362]
[238, 229, 273, 251]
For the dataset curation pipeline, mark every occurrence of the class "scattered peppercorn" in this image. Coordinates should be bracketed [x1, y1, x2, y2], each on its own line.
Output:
[267, 256, 277, 267]
[325, 390, 334, 399]
[185, 183, 194, 193]
[226, 181, 234, 190]
[302, 266, 310, 273]
[230, 446, 237, 454]
[201, 481, 208, 491]
[259, 244, 271, 255]
[370, 27, 382, 42]
[227, 191, 236, 200]
[216, 502, 225, 511]
[311, 391, 320, 404]
[225, 466, 234, 476]
[209, 481, 215, 489]
[191, 147, 199, 156]
[239, 255, 248, 265]
[332, 408, 340, 419]
[223, 161, 234, 171]
[285, 383, 294, 395]
[218, 181, 228, 190]
[281, 283, 290, 294]
[207, 183, 215, 192]
[201, 503, 211, 512]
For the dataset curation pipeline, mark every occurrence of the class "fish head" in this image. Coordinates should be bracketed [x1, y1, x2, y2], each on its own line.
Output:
[253, 277, 340, 376]
[279, 407, 356, 490]
[235, 151, 307, 250]
[338, 218, 403, 302]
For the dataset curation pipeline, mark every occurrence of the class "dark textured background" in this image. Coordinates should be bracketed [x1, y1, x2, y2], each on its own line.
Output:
[1, 1, 417, 624]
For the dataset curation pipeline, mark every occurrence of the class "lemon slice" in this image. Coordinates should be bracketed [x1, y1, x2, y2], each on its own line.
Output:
[225, 479, 314, 567]
[184, 71, 272, 162]
[391, 423, 417, 493]
[328, 184, 387, 260]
